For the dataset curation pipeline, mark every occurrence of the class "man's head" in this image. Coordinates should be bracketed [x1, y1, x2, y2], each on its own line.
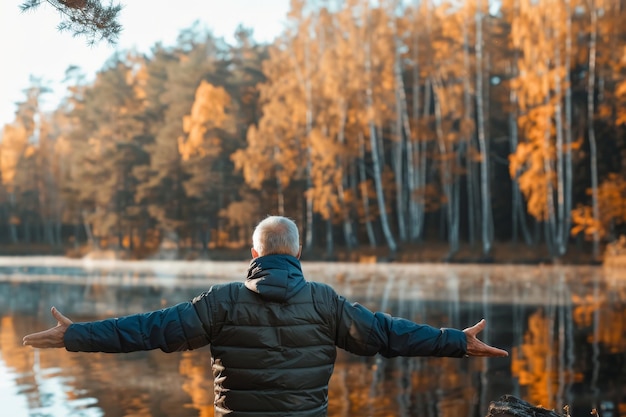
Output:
[251, 216, 301, 258]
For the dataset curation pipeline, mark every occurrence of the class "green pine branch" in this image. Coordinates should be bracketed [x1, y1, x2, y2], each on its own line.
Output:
[20, 0, 123, 46]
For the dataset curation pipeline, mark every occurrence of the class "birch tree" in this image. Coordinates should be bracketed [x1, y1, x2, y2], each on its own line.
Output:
[361, 4, 398, 253]
[475, 0, 495, 256]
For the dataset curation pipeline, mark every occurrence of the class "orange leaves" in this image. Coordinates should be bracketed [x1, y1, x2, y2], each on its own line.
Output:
[179, 81, 233, 161]
[508, 0, 569, 224]
[0, 124, 29, 190]
[511, 310, 564, 409]
[615, 79, 626, 125]
[308, 128, 348, 220]
[571, 205, 602, 238]
[571, 174, 626, 240]
[509, 123, 558, 222]
[231, 126, 275, 190]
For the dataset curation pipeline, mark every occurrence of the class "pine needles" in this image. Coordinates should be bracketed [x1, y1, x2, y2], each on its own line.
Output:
[19, 0, 122, 45]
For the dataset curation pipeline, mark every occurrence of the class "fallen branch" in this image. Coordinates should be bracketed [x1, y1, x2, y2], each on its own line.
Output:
[486, 395, 566, 417]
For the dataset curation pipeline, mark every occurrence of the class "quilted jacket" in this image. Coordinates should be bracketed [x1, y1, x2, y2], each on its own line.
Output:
[64, 254, 467, 416]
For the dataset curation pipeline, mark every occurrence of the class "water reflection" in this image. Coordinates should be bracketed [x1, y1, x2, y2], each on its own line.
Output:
[0, 263, 625, 417]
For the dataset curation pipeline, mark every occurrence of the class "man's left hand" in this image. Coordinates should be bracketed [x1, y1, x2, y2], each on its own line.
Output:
[463, 319, 508, 357]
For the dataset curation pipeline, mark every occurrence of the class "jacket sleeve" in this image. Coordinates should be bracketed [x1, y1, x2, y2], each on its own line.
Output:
[64, 301, 211, 353]
[334, 294, 467, 358]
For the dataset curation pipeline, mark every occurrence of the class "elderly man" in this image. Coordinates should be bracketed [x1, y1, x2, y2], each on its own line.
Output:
[24, 215, 508, 417]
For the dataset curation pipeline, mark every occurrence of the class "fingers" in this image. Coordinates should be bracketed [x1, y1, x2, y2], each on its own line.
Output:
[471, 343, 509, 357]
[463, 319, 509, 358]
[466, 339, 509, 357]
[22, 307, 72, 349]
[23, 330, 46, 346]
[464, 319, 486, 336]
[23, 327, 66, 348]
[51, 307, 73, 326]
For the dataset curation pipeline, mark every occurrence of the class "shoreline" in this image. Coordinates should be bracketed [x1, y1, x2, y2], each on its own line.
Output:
[0, 240, 608, 266]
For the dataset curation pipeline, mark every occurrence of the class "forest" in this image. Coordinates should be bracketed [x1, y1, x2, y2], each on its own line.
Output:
[2, 0, 626, 262]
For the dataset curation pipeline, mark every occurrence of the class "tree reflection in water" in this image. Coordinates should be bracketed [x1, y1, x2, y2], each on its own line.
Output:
[0, 263, 624, 417]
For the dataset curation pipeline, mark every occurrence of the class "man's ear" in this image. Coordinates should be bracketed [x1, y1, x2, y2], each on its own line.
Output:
[296, 245, 302, 259]
[251, 248, 260, 259]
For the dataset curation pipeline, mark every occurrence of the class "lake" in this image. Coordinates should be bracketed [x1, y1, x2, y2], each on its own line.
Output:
[0, 258, 624, 417]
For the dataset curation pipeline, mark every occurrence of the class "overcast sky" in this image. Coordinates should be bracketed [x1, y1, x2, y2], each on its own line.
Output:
[0, 0, 290, 129]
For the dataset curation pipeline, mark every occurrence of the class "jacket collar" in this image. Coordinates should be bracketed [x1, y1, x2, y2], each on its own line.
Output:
[244, 254, 306, 302]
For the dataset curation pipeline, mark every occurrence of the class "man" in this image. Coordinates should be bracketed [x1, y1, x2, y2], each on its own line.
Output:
[24, 215, 508, 417]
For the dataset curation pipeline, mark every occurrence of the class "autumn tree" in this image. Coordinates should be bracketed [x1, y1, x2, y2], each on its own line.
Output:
[179, 80, 236, 255]
[134, 27, 224, 254]
[509, 0, 577, 256]
[0, 123, 29, 243]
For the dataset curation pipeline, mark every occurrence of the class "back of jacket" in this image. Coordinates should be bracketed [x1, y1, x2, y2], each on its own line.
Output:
[191, 255, 338, 416]
[64, 254, 467, 416]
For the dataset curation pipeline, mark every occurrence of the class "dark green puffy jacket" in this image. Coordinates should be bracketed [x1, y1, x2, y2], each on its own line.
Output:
[64, 254, 467, 416]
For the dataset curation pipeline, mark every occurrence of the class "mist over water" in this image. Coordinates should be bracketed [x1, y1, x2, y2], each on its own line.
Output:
[0, 259, 624, 417]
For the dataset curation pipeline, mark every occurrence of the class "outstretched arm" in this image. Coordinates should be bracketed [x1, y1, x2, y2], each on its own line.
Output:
[23, 307, 72, 348]
[335, 293, 508, 358]
[23, 303, 211, 353]
[463, 319, 508, 357]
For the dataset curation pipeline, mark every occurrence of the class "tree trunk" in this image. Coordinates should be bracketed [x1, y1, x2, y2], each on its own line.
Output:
[276, 175, 285, 216]
[44, 220, 55, 246]
[475, 0, 493, 256]
[563, 0, 574, 253]
[325, 214, 333, 259]
[509, 104, 533, 245]
[433, 78, 459, 257]
[365, 39, 397, 254]
[554, 37, 567, 256]
[54, 219, 62, 246]
[392, 121, 407, 242]
[23, 218, 31, 244]
[462, 8, 477, 246]
[336, 100, 356, 249]
[540, 45, 558, 257]
[408, 21, 421, 242]
[414, 77, 432, 243]
[588, 1, 600, 259]
[358, 132, 377, 248]
[8, 193, 18, 244]
[305, 161, 314, 251]
[392, 20, 409, 243]
[290, 37, 315, 252]
[83, 210, 96, 250]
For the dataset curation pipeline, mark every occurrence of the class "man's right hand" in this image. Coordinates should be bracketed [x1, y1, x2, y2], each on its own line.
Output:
[23, 307, 73, 349]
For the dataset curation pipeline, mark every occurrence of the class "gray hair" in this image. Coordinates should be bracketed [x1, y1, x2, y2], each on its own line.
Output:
[252, 216, 300, 257]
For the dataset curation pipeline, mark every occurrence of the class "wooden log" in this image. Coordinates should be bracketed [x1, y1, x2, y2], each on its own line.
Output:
[486, 395, 565, 417]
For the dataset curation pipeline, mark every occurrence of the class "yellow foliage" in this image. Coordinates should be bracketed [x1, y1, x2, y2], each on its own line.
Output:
[571, 174, 626, 240]
[616, 78, 626, 125]
[179, 81, 233, 161]
[0, 123, 29, 189]
[23, 145, 37, 159]
[511, 310, 574, 409]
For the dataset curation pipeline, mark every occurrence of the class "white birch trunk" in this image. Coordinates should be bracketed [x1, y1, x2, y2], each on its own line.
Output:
[588, 0, 600, 258]
[563, 0, 574, 252]
[554, 41, 567, 255]
[365, 35, 397, 253]
[475, 0, 493, 256]
[432, 77, 459, 256]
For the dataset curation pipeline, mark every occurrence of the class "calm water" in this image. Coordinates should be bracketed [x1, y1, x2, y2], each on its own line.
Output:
[0, 259, 625, 417]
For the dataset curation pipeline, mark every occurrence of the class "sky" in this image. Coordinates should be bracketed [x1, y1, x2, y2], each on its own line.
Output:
[0, 0, 291, 130]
